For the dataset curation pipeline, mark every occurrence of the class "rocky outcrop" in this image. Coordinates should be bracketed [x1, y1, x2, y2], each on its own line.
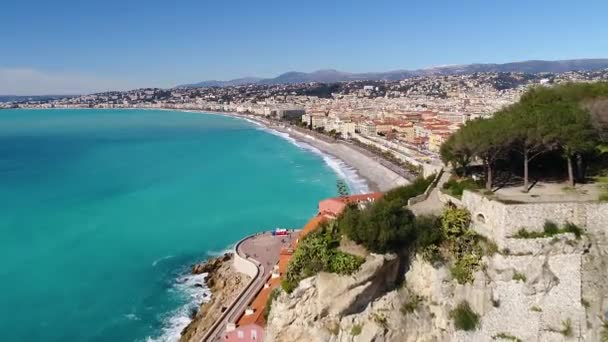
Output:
[265, 233, 598, 342]
[265, 253, 400, 342]
[180, 253, 250, 342]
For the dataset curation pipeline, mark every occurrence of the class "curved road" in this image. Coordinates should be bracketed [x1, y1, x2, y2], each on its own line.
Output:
[203, 231, 298, 341]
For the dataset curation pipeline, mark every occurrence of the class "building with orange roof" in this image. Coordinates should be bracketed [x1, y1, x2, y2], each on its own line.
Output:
[223, 192, 381, 342]
[318, 192, 383, 218]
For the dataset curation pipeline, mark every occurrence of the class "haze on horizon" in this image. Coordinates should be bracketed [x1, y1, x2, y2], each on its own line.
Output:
[1, 0, 607, 95]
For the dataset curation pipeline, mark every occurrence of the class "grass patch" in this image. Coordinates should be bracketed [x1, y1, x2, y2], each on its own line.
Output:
[401, 294, 422, 315]
[372, 312, 388, 329]
[561, 318, 573, 337]
[514, 221, 584, 240]
[512, 272, 527, 283]
[450, 301, 480, 331]
[442, 177, 483, 199]
[492, 332, 522, 341]
[350, 324, 362, 336]
[530, 306, 542, 312]
[581, 298, 590, 308]
[601, 319, 608, 342]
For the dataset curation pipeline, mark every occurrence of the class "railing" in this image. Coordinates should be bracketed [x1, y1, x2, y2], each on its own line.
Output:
[199, 233, 262, 342]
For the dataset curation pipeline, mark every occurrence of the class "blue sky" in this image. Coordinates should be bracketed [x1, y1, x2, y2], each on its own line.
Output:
[1, 0, 606, 94]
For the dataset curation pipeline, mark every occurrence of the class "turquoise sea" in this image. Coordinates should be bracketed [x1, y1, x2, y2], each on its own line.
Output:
[0, 109, 366, 341]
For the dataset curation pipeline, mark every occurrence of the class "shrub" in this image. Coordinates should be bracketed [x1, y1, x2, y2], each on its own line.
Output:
[450, 253, 480, 284]
[563, 222, 584, 239]
[601, 319, 608, 342]
[512, 272, 527, 283]
[561, 318, 573, 337]
[450, 301, 480, 331]
[441, 207, 471, 238]
[384, 175, 434, 205]
[530, 306, 542, 312]
[442, 178, 483, 198]
[401, 294, 422, 315]
[339, 197, 418, 253]
[350, 324, 362, 336]
[284, 226, 364, 293]
[281, 278, 297, 294]
[543, 221, 560, 235]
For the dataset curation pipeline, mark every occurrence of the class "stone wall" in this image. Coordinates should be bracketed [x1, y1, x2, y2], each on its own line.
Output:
[233, 236, 259, 278]
[461, 190, 608, 244]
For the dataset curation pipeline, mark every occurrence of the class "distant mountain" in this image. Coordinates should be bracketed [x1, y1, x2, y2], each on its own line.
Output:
[181, 77, 263, 88]
[179, 59, 608, 88]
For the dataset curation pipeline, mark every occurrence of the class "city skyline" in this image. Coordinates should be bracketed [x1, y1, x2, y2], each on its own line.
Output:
[2, 0, 607, 94]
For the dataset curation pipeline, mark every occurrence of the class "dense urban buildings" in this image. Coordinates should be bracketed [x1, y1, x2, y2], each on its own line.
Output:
[4, 69, 608, 165]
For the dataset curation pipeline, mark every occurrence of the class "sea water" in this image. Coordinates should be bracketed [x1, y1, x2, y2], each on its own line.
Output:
[0, 109, 367, 341]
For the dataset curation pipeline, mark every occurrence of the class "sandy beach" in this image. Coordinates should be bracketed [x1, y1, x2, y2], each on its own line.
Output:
[196, 110, 410, 192]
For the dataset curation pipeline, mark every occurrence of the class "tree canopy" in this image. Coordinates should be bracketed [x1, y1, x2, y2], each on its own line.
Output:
[441, 82, 608, 189]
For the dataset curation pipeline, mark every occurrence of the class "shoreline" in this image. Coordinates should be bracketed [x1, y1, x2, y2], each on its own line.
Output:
[187, 109, 409, 192]
[6, 106, 410, 192]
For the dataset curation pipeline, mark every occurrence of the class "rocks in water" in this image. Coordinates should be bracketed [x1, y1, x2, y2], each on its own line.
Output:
[191, 253, 232, 274]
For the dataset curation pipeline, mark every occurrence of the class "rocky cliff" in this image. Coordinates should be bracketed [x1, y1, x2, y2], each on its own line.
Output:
[265, 232, 608, 341]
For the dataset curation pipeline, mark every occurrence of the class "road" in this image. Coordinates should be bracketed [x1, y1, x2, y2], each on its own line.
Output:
[203, 231, 298, 341]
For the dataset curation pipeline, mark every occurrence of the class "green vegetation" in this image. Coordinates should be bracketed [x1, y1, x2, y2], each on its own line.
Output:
[561, 318, 573, 337]
[337, 176, 434, 254]
[601, 319, 608, 342]
[530, 306, 542, 312]
[282, 224, 364, 293]
[441, 82, 608, 190]
[492, 332, 522, 342]
[401, 294, 422, 315]
[450, 301, 480, 331]
[514, 221, 584, 239]
[512, 272, 527, 283]
[581, 298, 590, 308]
[442, 177, 483, 198]
[350, 324, 362, 336]
[372, 312, 388, 329]
[264, 288, 281, 320]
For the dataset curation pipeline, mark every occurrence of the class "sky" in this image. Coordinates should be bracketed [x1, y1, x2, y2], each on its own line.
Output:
[1, 0, 607, 95]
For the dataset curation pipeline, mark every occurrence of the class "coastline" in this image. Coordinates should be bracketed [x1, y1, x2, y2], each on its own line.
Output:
[187, 110, 410, 192]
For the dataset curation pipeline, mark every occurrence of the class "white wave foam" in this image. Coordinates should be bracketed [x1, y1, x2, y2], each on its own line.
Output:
[252, 125, 370, 194]
[145, 272, 211, 342]
[152, 255, 174, 267]
[206, 245, 235, 257]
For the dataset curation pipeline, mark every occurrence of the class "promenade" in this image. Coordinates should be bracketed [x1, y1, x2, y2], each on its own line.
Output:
[203, 230, 298, 341]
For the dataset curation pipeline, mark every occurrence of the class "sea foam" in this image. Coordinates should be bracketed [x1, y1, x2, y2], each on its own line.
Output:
[251, 124, 370, 194]
[145, 272, 211, 342]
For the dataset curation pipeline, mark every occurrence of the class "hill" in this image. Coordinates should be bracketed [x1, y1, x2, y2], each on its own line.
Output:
[178, 58, 608, 88]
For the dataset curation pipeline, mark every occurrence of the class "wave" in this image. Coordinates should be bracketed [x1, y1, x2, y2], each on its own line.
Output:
[252, 125, 370, 194]
[145, 272, 211, 342]
[152, 255, 174, 267]
[206, 245, 235, 257]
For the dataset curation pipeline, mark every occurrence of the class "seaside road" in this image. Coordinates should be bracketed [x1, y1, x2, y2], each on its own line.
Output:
[204, 230, 299, 342]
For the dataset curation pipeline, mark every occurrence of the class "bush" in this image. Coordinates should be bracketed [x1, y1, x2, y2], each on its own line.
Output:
[450, 301, 480, 331]
[350, 324, 362, 336]
[450, 253, 480, 284]
[561, 318, 573, 337]
[283, 225, 364, 293]
[339, 197, 418, 253]
[401, 294, 422, 315]
[512, 272, 527, 282]
[514, 221, 584, 239]
[493, 332, 522, 342]
[442, 178, 483, 198]
[384, 175, 435, 205]
[543, 221, 560, 235]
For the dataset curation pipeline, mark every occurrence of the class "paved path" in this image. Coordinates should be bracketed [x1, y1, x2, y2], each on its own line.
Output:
[203, 231, 298, 342]
[410, 171, 450, 216]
